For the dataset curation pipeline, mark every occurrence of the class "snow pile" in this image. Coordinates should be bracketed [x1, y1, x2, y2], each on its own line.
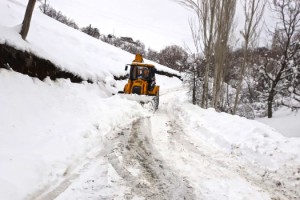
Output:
[167, 90, 300, 170]
[0, 69, 147, 199]
[0, 0, 180, 83]
[162, 89, 300, 199]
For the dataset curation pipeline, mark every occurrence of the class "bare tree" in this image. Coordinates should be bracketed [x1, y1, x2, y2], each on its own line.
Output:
[263, 0, 300, 118]
[20, 0, 37, 40]
[184, 55, 203, 105]
[38, 0, 49, 14]
[212, 0, 236, 109]
[176, 0, 219, 108]
[146, 48, 159, 63]
[81, 24, 100, 39]
[158, 45, 188, 72]
[176, 0, 236, 110]
[232, 0, 266, 114]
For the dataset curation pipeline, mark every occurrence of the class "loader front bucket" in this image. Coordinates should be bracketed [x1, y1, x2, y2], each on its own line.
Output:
[118, 93, 158, 111]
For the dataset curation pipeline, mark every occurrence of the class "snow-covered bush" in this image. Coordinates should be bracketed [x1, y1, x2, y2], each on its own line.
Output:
[81, 24, 100, 39]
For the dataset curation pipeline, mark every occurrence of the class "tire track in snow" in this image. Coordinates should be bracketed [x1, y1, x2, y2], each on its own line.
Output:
[107, 118, 196, 199]
[149, 91, 272, 199]
[156, 92, 298, 200]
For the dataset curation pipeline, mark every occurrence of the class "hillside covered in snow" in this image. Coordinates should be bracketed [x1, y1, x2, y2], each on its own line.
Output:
[0, 0, 300, 200]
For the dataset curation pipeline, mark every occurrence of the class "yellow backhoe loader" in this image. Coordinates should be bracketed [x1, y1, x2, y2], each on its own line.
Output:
[119, 54, 160, 110]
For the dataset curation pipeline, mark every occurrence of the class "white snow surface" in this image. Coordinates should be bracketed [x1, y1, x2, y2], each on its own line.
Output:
[0, 0, 180, 83]
[1, 71, 297, 199]
[257, 108, 300, 138]
[0, 69, 145, 199]
[0, 0, 300, 199]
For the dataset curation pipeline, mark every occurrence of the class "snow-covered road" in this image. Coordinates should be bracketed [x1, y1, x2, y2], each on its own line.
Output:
[29, 88, 299, 200]
[32, 90, 196, 200]
[1, 1, 299, 199]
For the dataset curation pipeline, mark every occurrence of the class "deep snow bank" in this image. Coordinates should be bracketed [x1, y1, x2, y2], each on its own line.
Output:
[166, 90, 300, 170]
[0, 69, 146, 200]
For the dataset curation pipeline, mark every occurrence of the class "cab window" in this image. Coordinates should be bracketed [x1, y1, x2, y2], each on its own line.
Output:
[131, 66, 150, 80]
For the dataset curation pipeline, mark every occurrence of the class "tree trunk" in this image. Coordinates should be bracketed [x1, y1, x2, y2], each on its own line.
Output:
[267, 86, 275, 118]
[212, 0, 236, 110]
[232, 0, 265, 114]
[233, 43, 248, 114]
[192, 71, 196, 105]
[41, 0, 48, 14]
[201, 60, 209, 108]
[20, 0, 36, 40]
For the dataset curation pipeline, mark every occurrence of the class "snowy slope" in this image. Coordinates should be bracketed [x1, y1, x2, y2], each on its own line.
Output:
[0, 0, 180, 84]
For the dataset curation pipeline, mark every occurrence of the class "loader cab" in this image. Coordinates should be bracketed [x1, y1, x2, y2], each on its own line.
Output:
[125, 64, 156, 82]
[131, 65, 150, 80]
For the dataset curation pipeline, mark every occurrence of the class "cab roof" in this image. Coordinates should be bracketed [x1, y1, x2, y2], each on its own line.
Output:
[131, 62, 155, 68]
[130, 54, 155, 68]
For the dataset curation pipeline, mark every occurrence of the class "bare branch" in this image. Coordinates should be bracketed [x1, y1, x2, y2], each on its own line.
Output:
[281, 102, 300, 108]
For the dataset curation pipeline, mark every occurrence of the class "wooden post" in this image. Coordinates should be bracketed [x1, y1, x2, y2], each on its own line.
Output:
[20, 0, 36, 40]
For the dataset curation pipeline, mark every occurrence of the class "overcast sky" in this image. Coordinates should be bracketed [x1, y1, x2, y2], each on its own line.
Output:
[48, 0, 276, 52]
